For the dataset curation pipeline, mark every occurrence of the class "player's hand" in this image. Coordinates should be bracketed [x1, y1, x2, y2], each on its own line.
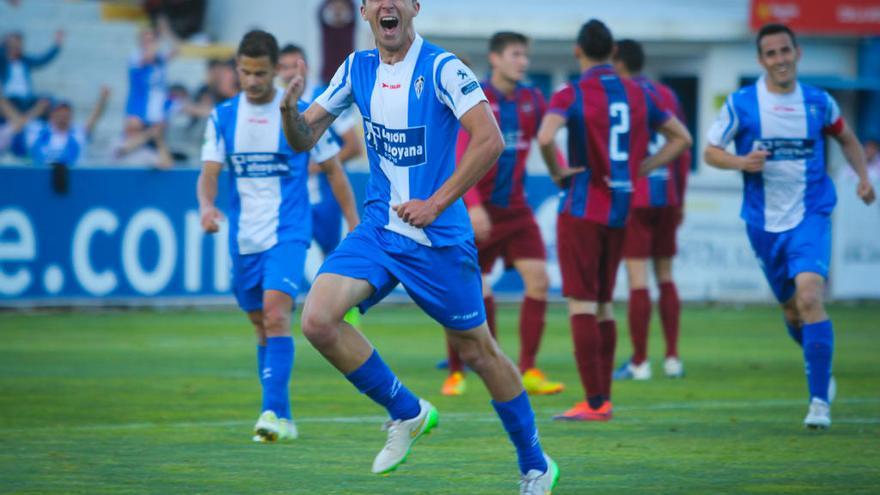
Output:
[857, 179, 876, 205]
[281, 60, 306, 113]
[551, 167, 586, 188]
[200, 206, 223, 233]
[392, 199, 441, 228]
[468, 205, 492, 243]
[739, 150, 769, 173]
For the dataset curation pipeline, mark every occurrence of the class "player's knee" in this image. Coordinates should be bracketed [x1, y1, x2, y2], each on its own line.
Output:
[300, 307, 338, 349]
[795, 288, 824, 315]
[262, 305, 290, 335]
[451, 334, 497, 372]
[525, 271, 550, 297]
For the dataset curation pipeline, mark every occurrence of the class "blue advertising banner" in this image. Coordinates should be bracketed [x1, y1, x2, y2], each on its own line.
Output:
[0, 166, 563, 305]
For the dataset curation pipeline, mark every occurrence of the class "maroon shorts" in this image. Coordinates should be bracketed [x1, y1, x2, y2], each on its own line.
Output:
[477, 205, 546, 274]
[556, 213, 625, 302]
[622, 206, 680, 258]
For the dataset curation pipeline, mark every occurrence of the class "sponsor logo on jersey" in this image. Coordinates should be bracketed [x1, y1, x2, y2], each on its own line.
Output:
[461, 80, 479, 95]
[382, 82, 402, 90]
[228, 152, 292, 177]
[753, 138, 816, 161]
[363, 117, 427, 167]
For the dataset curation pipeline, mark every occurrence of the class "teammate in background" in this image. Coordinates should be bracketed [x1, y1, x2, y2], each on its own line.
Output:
[704, 23, 875, 429]
[281, 1, 558, 492]
[538, 19, 691, 422]
[197, 30, 359, 443]
[279, 44, 363, 327]
[611, 39, 691, 381]
[440, 31, 563, 398]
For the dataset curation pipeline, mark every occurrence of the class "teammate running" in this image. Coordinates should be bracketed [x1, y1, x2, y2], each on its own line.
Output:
[280, 1, 558, 492]
[197, 30, 359, 443]
[705, 23, 875, 429]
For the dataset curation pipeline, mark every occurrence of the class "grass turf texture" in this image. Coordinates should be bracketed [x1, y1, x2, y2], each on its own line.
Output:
[1, 303, 878, 494]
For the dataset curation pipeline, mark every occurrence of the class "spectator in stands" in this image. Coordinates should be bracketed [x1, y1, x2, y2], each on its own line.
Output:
[25, 87, 110, 167]
[0, 89, 48, 159]
[0, 29, 64, 115]
[125, 26, 177, 128]
[111, 115, 173, 168]
[143, 0, 207, 41]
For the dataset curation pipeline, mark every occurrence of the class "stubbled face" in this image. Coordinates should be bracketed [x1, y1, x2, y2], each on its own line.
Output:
[758, 32, 800, 89]
[361, 0, 420, 54]
[50, 106, 72, 130]
[237, 55, 276, 103]
[490, 43, 529, 84]
[279, 52, 306, 86]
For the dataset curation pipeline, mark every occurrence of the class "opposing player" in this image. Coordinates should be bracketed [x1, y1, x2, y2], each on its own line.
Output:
[538, 19, 691, 421]
[441, 31, 563, 397]
[197, 30, 359, 442]
[279, 43, 363, 326]
[705, 24, 875, 429]
[611, 39, 691, 381]
[281, 1, 558, 492]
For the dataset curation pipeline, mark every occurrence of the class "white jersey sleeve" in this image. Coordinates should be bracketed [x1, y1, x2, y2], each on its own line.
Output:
[201, 110, 226, 163]
[434, 55, 487, 120]
[706, 94, 739, 148]
[314, 53, 355, 117]
[310, 128, 342, 164]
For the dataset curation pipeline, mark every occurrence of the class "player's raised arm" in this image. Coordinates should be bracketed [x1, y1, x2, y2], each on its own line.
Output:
[828, 117, 876, 205]
[394, 102, 504, 228]
[280, 78, 336, 152]
[639, 115, 692, 176]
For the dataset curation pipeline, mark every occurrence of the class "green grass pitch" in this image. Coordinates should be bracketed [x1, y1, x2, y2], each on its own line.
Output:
[1, 303, 878, 494]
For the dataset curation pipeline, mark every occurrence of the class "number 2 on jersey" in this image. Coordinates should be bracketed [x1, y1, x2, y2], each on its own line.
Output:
[609, 102, 630, 162]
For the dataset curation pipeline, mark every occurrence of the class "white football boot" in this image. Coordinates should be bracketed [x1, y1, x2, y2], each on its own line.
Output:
[613, 360, 652, 381]
[519, 455, 560, 495]
[803, 398, 831, 430]
[371, 399, 439, 474]
[663, 356, 685, 378]
[253, 410, 299, 442]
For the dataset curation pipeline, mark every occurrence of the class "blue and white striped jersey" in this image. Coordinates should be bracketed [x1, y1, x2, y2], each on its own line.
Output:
[707, 76, 843, 233]
[314, 34, 486, 246]
[201, 90, 340, 255]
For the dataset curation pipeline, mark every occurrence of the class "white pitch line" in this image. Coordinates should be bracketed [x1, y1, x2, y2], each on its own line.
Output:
[1, 397, 878, 434]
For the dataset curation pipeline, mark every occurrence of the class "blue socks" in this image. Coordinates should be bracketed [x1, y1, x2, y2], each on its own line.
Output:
[262, 336, 294, 419]
[345, 350, 421, 421]
[257, 344, 267, 381]
[784, 320, 804, 347]
[802, 320, 833, 402]
[492, 391, 548, 475]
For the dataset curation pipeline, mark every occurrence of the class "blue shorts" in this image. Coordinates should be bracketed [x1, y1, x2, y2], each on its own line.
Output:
[231, 241, 308, 312]
[746, 214, 831, 303]
[317, 224, 486, 330]
[311, 176, 343, 254]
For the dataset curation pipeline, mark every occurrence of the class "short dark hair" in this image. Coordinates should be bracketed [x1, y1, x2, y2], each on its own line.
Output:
[756, 23, 798, 54]
[577, 19, 614, 61]
[489, 31, 529, 54]
[237, 30, 279, 65]
[280, 43, 306, 62]
[613, 39, 644, 73]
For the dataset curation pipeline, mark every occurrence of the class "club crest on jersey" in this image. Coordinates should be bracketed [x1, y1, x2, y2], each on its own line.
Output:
[414, 76, 425, 99]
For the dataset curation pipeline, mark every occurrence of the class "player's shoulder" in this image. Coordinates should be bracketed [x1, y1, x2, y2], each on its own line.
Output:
[799, 81, 834, 102]
[211, 94, 240, 122]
